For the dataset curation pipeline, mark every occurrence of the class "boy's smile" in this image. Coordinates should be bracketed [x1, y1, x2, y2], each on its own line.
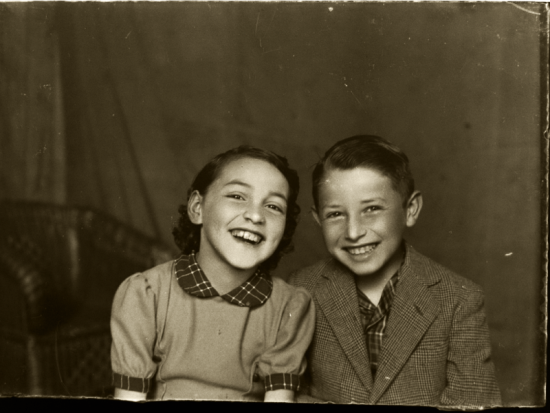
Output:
[189, 157, 289, 281]
[313, 167, 421, 283]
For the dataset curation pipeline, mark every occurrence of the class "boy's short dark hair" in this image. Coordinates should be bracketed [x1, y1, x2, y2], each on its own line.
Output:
[172, 145, 301, 273]
[312, 135, 415, 208]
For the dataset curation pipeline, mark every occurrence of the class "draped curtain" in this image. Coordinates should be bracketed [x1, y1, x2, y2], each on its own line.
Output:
[0, 4, 65, 204]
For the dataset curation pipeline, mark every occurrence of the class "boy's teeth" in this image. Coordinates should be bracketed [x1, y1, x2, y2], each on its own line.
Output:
[231, 230, 262, 244]
[347, 244, 377, 255]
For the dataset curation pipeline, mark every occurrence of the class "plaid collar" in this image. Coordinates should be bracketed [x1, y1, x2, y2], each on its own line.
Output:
[174, 253, 273, 308]
[357, 270, 400, 321]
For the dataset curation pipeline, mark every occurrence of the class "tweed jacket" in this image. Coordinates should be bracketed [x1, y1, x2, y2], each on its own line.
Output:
[288, 244, 501, 407]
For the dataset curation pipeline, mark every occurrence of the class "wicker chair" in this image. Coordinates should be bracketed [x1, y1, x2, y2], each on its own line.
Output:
[0, 201, 174, 397]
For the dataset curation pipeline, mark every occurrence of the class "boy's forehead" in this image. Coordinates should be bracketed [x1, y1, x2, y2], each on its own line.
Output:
[321, 166, 389, 184]
[318, 167, 400, 202]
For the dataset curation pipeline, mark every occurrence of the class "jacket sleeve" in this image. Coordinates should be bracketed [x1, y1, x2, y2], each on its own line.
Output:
[440, 285, 502, 408]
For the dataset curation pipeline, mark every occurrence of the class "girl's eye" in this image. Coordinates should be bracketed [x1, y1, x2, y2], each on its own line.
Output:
[365, 206, 381, 212]
[267, 204, 284, 213]
[326, 211, 342, 219]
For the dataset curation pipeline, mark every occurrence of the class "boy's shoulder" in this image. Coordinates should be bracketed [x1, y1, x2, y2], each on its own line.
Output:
[405, 244, 485, 300]
[288, 245, 484, 297]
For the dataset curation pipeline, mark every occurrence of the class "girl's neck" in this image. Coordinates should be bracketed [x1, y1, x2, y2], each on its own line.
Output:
[195, 251, 256, 296]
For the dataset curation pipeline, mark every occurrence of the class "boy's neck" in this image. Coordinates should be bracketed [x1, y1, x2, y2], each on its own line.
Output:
[195, 251, 256, 296]
[354, 247, 404, 306]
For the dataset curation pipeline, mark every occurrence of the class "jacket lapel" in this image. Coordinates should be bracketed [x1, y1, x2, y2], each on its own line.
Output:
[369, 246, 441, 403]
[315, 260, 374, 392]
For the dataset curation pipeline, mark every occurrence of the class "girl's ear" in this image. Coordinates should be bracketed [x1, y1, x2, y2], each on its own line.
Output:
[187, 190, 204, 225]
[405, 190, 423, 228]
[311, 206, 322, 227]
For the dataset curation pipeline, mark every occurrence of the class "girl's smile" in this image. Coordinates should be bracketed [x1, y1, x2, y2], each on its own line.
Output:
[230, 229, 264, 244]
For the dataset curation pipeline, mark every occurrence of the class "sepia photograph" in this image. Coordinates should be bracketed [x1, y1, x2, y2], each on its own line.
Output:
[0, 0, 547, 408]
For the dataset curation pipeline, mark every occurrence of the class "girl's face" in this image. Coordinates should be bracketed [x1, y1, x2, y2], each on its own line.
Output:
[190, 157, 289, 274]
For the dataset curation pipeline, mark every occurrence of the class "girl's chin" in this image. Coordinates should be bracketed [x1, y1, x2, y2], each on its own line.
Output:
[226, 257, 267, 272]
[226, 249, 275, 268]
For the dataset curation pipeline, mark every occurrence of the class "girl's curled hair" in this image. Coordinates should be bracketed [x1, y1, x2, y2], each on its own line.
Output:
[172, 145, 300, 273]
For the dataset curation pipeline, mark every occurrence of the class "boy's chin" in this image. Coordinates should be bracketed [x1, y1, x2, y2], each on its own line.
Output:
[333, 253, 382, 278]
[337, 251, 402, 280]
[345, 265, 379, 278]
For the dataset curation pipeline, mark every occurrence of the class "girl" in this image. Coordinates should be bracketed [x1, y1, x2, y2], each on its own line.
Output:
[110, 146, 315, 402]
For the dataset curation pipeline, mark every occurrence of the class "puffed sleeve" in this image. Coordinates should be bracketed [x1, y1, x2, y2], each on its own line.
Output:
[257, 286, 316, 393]
[440, 285, 502, 407]
[110, 272, 159, 393]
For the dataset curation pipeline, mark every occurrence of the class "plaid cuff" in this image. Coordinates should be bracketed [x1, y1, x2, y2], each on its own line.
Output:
[264, 373, 300, 392]
[112, 372, 151, 393]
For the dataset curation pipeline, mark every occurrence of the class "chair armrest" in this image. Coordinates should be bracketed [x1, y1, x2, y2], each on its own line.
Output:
[77, 208, 174, 269]
[0, 239, 71, 334]
[74, 208, 175, 309]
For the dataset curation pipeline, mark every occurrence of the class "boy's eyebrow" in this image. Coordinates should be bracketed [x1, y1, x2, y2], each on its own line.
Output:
[224, 180, 288, 202]
[360, 197, 385, 204]
[321, 198, 385, 209]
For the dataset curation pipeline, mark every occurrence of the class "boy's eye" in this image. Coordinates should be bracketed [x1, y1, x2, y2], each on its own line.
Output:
[326, 211, 342, 219]
[227, 194, 245, 200]
[365, 206, 381, 212]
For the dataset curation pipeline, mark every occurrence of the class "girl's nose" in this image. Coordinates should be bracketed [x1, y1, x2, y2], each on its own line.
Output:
[243, 204, 266, 224]
[345, 215, 366, 241]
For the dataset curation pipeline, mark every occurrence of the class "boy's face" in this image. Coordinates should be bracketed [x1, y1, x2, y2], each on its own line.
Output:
[313, 167, 421, 281]
[189, 157, 289, 274]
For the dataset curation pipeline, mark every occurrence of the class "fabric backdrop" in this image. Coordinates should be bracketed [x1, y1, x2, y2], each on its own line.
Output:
[0, 2, 545, 406]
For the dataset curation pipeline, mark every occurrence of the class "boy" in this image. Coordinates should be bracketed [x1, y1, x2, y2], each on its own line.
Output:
[289, 135, 501, 407]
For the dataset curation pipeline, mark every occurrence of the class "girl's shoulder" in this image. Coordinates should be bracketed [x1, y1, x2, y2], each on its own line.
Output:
[270, 275, 313, 307]
[140, 259, 176, 280]
[117, 259, 176, 296]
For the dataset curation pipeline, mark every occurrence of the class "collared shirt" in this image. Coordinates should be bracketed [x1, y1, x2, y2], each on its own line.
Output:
[175, 252, 272, 308]
[111, 254, 315, 399]
[356, 272, 399, 378]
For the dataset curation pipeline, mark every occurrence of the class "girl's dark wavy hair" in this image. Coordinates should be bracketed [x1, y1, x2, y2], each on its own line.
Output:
[312, 135, 415, 209]
[172, 145, 301, 273]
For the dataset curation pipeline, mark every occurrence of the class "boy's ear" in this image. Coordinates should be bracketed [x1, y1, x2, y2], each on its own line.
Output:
[311, 206, 322, 227]
[405, 190, 423, 228]
[187, 190, 204, 225]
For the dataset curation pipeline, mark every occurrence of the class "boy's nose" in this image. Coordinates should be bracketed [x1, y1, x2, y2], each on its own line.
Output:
[345, 216, 366, 240]
[243, 204, 265, 224]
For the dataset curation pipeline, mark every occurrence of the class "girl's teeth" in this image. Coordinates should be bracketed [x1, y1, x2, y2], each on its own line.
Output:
[232, 230, 261, 244]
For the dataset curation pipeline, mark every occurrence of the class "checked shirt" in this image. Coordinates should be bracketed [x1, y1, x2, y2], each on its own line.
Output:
[356, 272, 399, 378]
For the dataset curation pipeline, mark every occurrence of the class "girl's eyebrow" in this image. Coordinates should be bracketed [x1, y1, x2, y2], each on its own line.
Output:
[321, 203, 341, 209]
[224, 180, 288, 202]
